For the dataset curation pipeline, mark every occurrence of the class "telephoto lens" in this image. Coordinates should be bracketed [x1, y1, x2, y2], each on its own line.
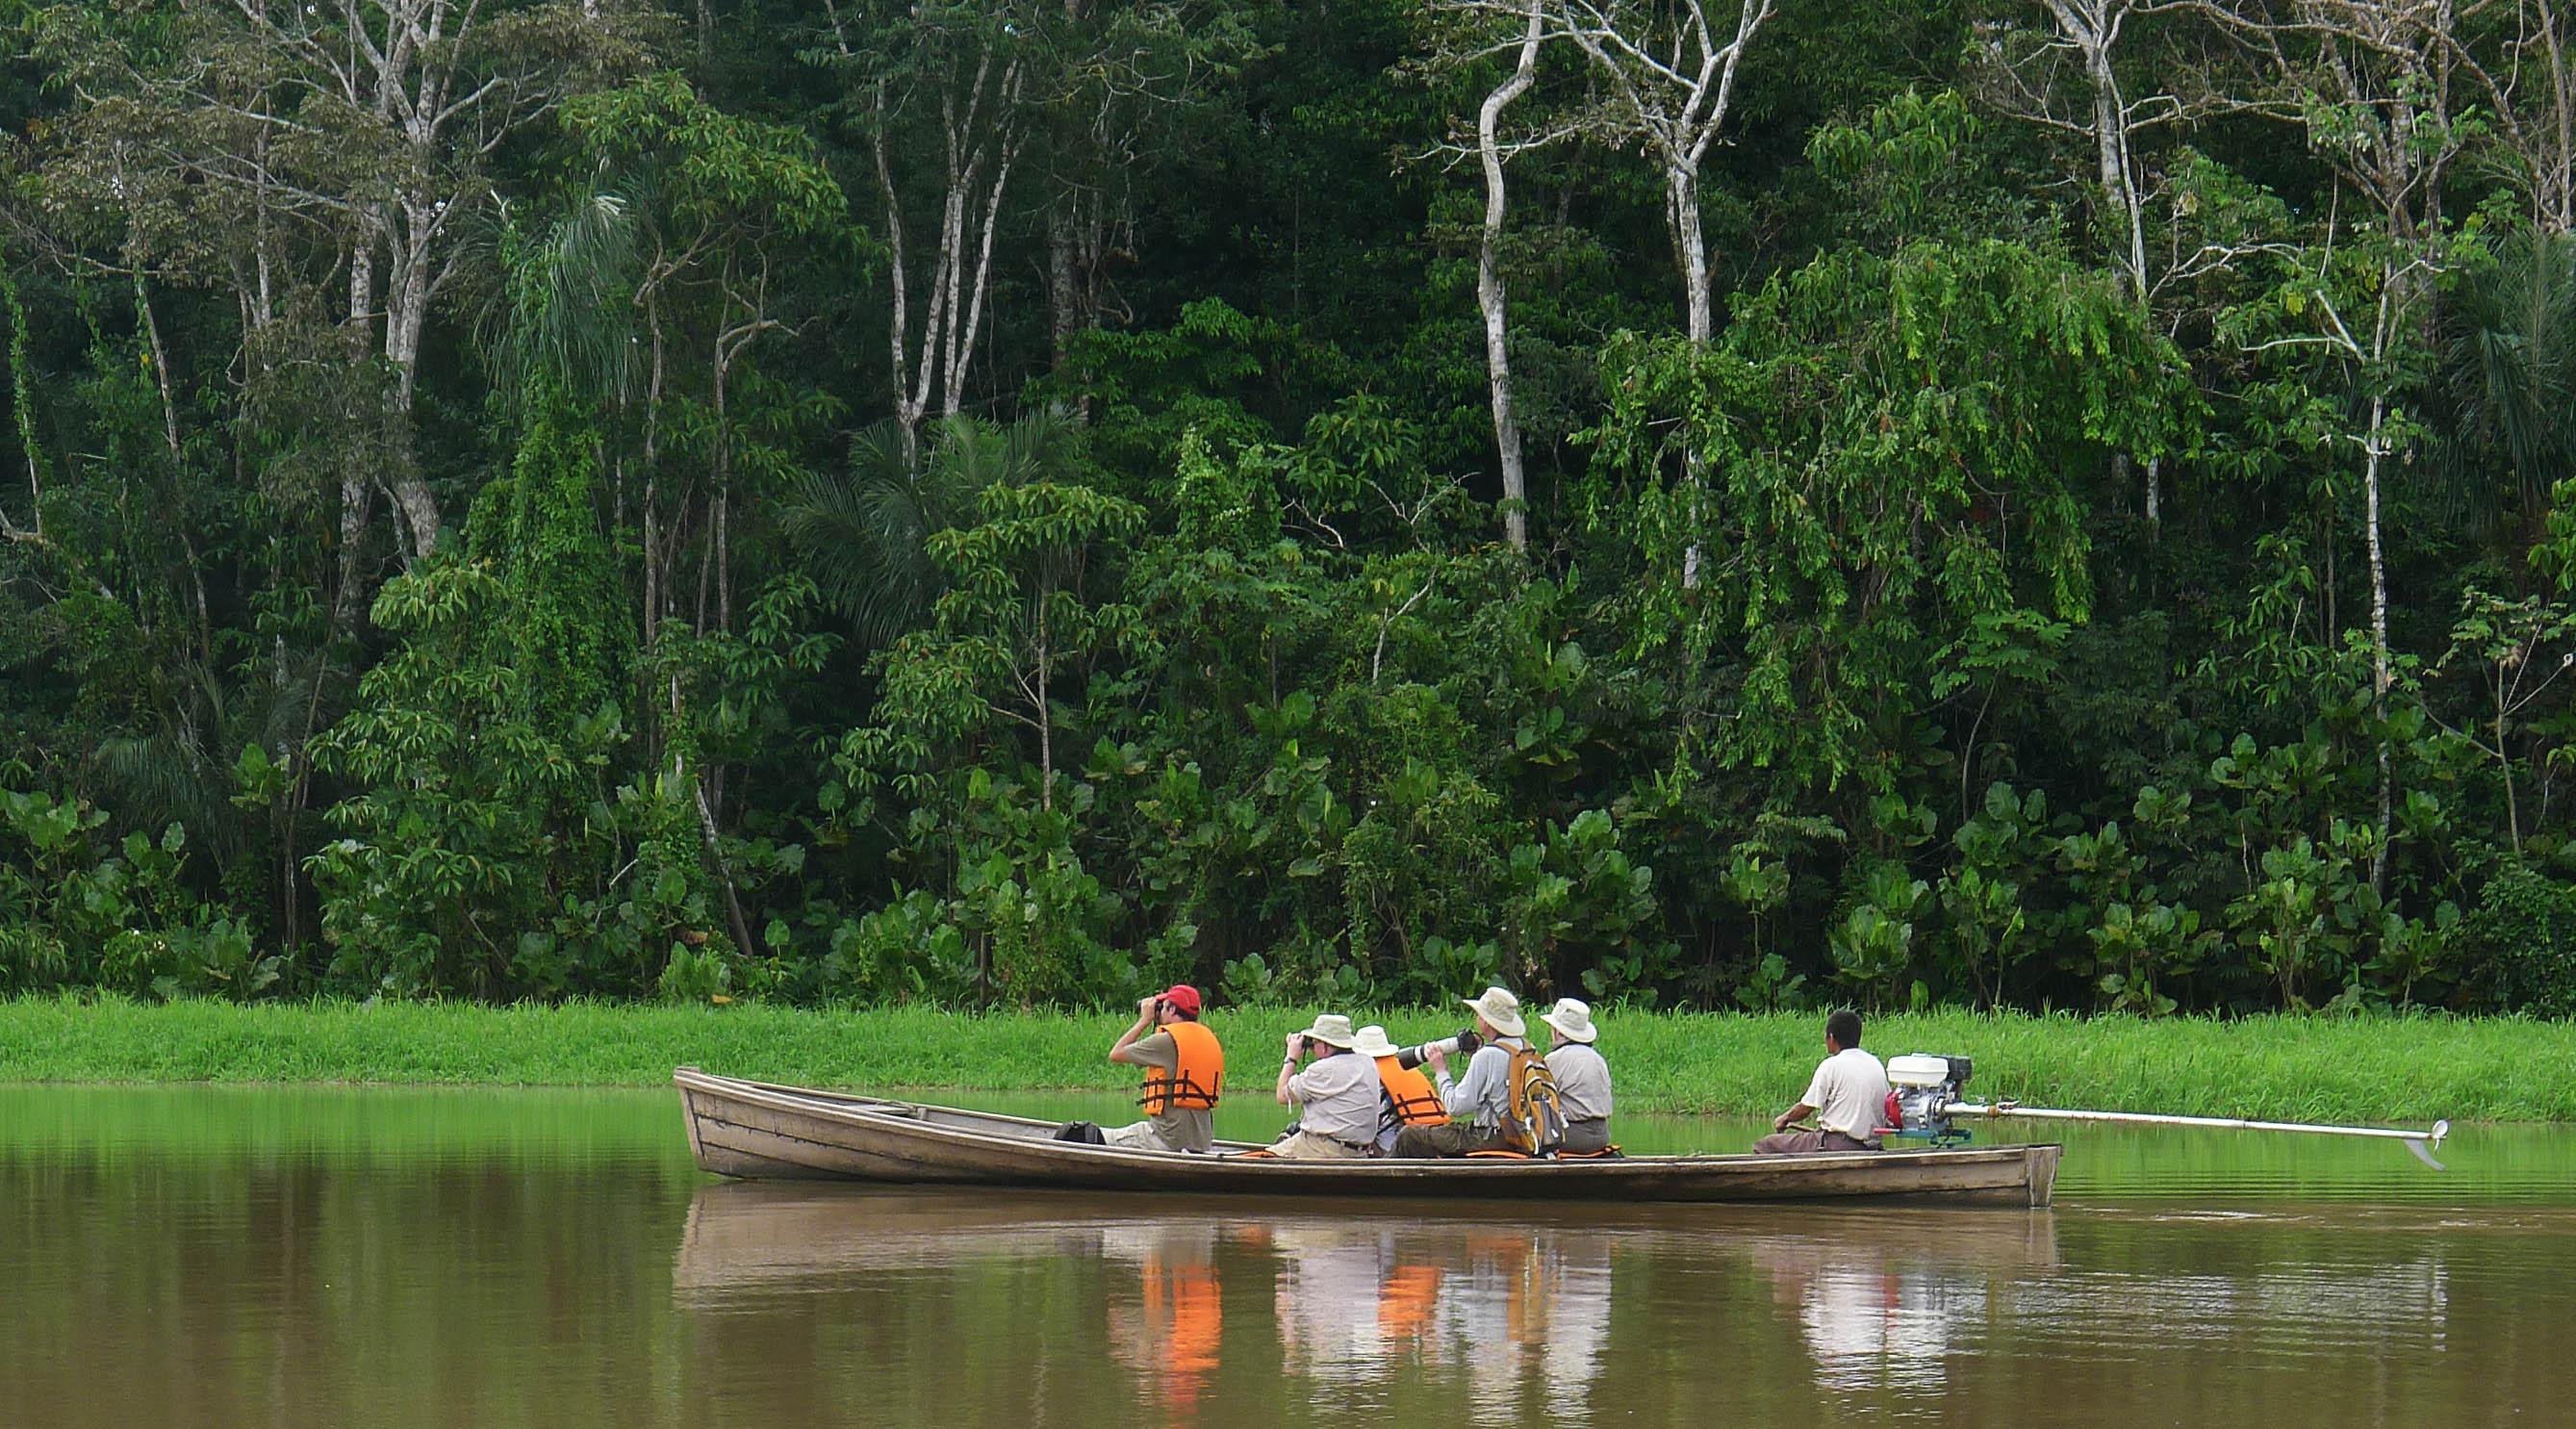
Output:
[1395, 1034, 1462, 1071]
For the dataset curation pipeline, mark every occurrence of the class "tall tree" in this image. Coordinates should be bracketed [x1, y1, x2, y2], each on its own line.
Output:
[1553, 0, 1774, 344]
[2204, 0, 2479, 889]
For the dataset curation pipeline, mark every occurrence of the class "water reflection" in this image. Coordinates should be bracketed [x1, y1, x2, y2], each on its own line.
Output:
[673, 1187, 2077, 1418]
[1102, 1223, 1225, 1415]
[6, 1085, 2573, 1428]
[1258, 1222, 1614, 1419]
[1741, 1209, 2057, 1396]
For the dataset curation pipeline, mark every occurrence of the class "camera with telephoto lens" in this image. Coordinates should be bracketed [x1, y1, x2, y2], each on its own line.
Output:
[1396, 1027, 1482, 1070]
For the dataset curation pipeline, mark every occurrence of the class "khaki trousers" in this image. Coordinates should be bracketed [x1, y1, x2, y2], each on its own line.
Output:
[1272, 1130, 1374, 1161]
[1390, 1123, 1510, 1158]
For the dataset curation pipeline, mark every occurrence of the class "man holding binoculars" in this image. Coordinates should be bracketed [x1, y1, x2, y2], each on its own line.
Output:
[1267, 1014, 1381, 1160]
[1103, 984, 1224, 1153]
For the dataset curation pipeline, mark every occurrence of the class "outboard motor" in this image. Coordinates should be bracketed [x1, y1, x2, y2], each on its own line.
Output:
[1881, 1054, 1976, 1146]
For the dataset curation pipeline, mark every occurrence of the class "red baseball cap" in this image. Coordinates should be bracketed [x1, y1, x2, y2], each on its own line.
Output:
[1160, 984, 1203, 1016]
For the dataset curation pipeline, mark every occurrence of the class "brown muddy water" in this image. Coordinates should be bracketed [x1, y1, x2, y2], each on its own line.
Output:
[2, 1085, 2570, 1427]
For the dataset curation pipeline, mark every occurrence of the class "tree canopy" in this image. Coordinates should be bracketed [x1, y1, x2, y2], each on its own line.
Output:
[5, 0, 2576, 1017]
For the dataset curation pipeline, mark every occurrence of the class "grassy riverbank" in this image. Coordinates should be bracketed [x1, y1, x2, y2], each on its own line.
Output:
[2, 996, 2566, 1122]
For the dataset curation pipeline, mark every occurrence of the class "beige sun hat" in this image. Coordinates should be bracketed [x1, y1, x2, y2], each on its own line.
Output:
[1299, 1013, 1360, 1048]
[1459, 985, 1526, 1038]
[1351, 1025, 1399, 1059]
[1540, 996, 1598, 1044]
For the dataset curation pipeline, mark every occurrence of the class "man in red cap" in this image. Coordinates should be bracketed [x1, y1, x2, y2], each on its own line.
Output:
[1104, 984, 1224, 1152]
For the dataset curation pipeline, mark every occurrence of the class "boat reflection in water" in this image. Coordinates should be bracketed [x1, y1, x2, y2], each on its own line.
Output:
[1745, 1208, 2057, 1395]
[672, 1182, 2063, 1419]
[1256, 1221, 1614, 1419]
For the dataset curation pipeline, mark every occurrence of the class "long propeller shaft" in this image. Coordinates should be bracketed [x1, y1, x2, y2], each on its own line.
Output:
[1945, 1102, 2450, 1147]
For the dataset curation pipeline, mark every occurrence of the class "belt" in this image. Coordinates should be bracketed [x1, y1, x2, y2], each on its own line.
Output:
[1317, 1132, 1377, 1153]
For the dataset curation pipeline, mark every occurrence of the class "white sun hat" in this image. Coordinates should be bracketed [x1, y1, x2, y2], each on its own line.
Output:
[1351, 1025, 1399, 1059]
[1540, 996, 1597, 1044]
[1459, 985, 1526, 1038]
[1299, 1013, 1360, 1048]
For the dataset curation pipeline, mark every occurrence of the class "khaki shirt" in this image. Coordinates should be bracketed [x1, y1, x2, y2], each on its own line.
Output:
[1545, 1042, 1613, 1122]
[1286, 1049, 1380, 1143]
[1127, 1030, 1214, 1153]
[1435, 1035, 1529, 1129]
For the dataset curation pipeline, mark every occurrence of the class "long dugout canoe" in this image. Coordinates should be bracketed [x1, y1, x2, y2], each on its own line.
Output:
[675, 1067, 2062, 1208]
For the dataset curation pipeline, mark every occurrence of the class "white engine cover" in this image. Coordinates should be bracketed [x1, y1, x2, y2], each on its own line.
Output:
[1886, 1053, 1956, 1088]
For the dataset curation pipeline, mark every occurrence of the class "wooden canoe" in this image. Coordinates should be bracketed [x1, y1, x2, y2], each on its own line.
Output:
[675, 1067, 2062, 1208]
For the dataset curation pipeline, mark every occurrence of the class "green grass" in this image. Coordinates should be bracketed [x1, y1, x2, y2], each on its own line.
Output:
[0, 996, 2567, 1122]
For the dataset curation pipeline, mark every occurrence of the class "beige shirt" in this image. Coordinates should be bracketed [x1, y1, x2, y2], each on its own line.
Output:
[1801, 1047, 1891, 1143]
[1285, 1049, 1380, 1143]
[1127, 1030, 1215, 1153]
[1545, 1042, 1613, 1122]
[1436, 1035, 1529, 1129]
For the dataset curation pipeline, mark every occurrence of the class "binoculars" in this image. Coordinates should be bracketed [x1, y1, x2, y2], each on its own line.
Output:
[1395, 1028, 1483, 1070]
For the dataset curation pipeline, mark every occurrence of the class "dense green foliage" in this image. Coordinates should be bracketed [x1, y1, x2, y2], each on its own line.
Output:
[5, 0, 2576, 1016]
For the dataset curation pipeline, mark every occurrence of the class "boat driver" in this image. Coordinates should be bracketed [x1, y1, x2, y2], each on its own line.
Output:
[1105, 984, 1223, 1153]
[1268, 1014, 1382, 1159]
[1754, 1008, 1889, 1155]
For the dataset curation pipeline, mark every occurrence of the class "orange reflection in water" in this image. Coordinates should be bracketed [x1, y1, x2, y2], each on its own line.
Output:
[1107, 1230, 1224, 1417]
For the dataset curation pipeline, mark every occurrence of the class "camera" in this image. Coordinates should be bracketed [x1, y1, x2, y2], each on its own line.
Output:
[1396, 1027, 1482, 1070]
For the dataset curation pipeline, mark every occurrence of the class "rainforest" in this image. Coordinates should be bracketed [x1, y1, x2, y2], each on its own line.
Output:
[4, 0, 2574, 1019]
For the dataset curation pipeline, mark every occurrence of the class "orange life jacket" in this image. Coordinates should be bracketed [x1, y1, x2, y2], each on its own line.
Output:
[1374, 1055, 1447, 1126]
[1140, 1020, 1224, 1114]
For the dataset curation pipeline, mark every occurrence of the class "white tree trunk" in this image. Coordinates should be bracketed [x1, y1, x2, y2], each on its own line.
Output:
[1478, 0, 1544, 550]
[1671, 165, 1714, 344]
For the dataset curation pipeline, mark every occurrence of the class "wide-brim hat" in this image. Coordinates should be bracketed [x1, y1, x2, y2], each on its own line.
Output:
[1459, 985, 1525, 1038]
[1300, 1013, 1359, 1048]
[1540, 996, 1597, 1043]
[1351, 1025, 1398, 1059]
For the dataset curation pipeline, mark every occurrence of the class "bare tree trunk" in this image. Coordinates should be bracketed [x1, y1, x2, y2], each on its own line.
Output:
[871, 94, 929, 465]
[2364, 390, 2392, 896]
[1671, 166, 1714, 344]
[330, 234, 379, 638]
[381, 196, 444, 563]
[2067, 22, 2161, 525]
[945, 130, 1019, 419]
[685, 751, 757, 958]
[1035, 599, 1054, 811]
[132, 272, 215, 663]
[876, 62, 1020, 452]
[1048, 201, 1081, 376]
[1672, 161, 1711, 586]
[1478, 0, 1544, 550]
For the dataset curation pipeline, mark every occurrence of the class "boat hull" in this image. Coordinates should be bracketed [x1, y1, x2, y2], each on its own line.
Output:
[676, 1067, 2062, 1208]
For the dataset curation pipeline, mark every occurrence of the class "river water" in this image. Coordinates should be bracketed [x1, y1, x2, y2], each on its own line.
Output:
[2, 1084, 2569, 1426]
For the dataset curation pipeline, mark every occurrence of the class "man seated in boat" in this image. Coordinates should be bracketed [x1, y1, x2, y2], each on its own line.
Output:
[1391, 986, 1555, 1157]
[1352, 1024, 1446, 1154]
[1538, 997, 1615, 1155]
[1266, 1014, 1383, 1159]
[1754, 1009, 1888, 1155]
[1104, 984, 1222, 1153]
